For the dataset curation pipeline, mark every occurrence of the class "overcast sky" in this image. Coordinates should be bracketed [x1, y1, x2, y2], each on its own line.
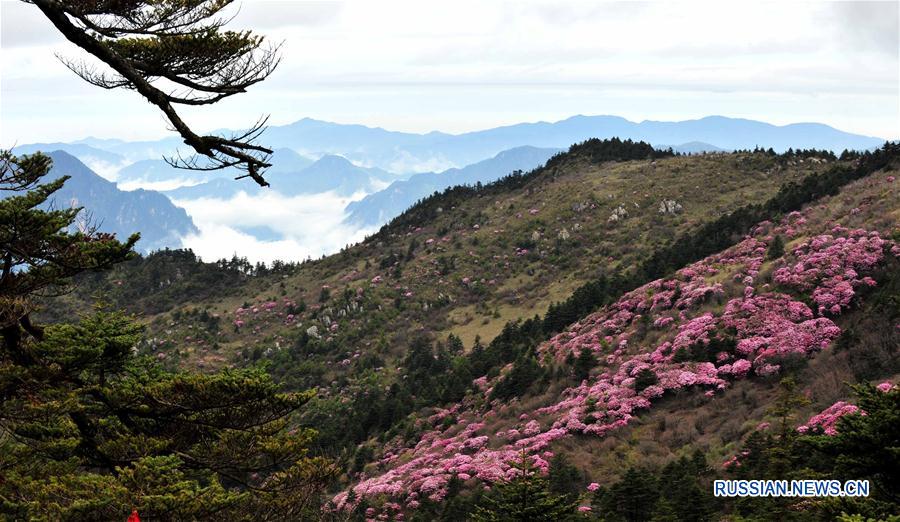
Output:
[1, 0, 898, 144]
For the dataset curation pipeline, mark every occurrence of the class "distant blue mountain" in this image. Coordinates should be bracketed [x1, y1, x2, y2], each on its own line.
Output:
[165, 153, 392, 200]
[26, 114, 885, 191]
[345, 146, 562, 227]
[666, 141, 725, 154]
[116, 158, 212, 186]
[257, 115, 883, 172]
[271, 154, 393, 196]
[164, 177, 247, 200]
[72, 135, 184, 163]
[14, 142, 125, 170]
[119, 148, 315, 190]
[4, 151, 198, 252]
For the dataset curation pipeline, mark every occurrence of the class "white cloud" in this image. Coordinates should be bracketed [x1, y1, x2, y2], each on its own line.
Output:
[79, 158, 130, 182]
[172, 190, 377, 264]
[118, 178, 205, 192]
[1, 0, 897, 143]
[387, 151, 457, 174]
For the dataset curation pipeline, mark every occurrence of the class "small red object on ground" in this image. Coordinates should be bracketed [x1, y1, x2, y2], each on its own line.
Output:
[127, 509, 140, 522]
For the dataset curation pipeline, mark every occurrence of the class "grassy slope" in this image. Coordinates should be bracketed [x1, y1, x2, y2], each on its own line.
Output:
[550, 169, 900, 482]
[60, 151, 832, 381]
[45, 145, 900, 515]
[359, 164, 899, 489]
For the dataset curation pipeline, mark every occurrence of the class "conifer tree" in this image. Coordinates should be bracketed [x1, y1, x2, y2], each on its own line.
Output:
[573, 347, 598, 382]
[0, 151, 336, 520]
[767, 234, 786, 260]
[28, 0, 280, 186]
[807, 384, 900, 509]
[596, 467, 659, 522]
[472, 452, 579, 522]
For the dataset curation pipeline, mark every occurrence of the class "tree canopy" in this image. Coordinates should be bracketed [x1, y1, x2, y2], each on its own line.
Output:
[27, 0, 280, 186]
[0, 151, 335, 520]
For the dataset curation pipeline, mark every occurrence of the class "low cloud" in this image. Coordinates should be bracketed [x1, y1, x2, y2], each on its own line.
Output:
[80, 158, 131, 182]
[0, 2, 64, 48]
[119, 178, 205, 192]
[171, 190, 377, 264]
[387, 151, 458, 174]
[231, 1, 343, 30]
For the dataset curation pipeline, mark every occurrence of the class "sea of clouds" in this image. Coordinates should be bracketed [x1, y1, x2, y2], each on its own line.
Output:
[170, 189, 378, 265]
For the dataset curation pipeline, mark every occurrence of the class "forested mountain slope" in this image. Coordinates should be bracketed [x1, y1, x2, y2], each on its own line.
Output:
[58, 141, 837, 362]
[331, 155, 898, 519]
[46, 140, 899, 520]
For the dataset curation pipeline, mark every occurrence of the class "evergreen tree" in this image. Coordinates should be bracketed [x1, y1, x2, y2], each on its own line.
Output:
[806, 384, 900, 514]
[573, 347, 597, 382]
[547, 454, 586, 500]
[769, 377, 810, 476]
[633, 368, 659, 392]
[0, 152, 335, 520]
[656, 453, 714, 522]
[29, 0, 280, 185]
[472, 452, 579, 522]
[767, 234, 786, 260]
[490, 354, 542, 401]
[597, 467, 659, 522]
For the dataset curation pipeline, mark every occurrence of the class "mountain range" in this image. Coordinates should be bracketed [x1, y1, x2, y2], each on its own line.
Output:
[24, 115, 884, 179]
[256, 115, 884, 172]
[5, 151, 198, 252]
[163, 152, 395, 200]
[14, 114, 887, 256]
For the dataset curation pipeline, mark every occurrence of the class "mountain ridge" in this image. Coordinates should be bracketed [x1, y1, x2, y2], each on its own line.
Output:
[15, 151, 199, 252]
[344, 145, 563, 227]
[20, 115, 885, 178]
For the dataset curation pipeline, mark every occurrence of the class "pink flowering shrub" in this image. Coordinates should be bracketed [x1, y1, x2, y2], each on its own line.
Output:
[231, 298, 303, 330]
[333, 195, 898, 513]
[773, 230, 886, 315]
[797, 401, 864, 435]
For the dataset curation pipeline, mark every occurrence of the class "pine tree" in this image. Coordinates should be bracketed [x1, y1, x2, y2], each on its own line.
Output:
[598, 467, 659, 522]
[0, 152, 336, 520]
[807, 384, 900, 512]
[769, 376, 810, 477]
[656, 454, 714, 522]
[767, 234, 786, 260]
[573, 347, 598, 382]
[472, 452, 579, 521]
[28, 0, 280, 185]
[633, 368, 659, 392]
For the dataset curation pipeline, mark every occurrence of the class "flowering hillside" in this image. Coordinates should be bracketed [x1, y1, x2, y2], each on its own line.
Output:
[47, 143, 899, 519]
[331, 171, 899, 515]
[55, 147, 852, 459]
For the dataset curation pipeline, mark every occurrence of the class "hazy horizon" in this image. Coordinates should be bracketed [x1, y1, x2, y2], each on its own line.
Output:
[8, 113, 894, 147]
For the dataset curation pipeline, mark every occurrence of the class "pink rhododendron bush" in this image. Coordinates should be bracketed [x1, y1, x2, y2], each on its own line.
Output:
[773, 227, 886, 315]
[331, 195, 899, 514]
[796, 401, 864, 435]
[795, 380, 895, 436]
